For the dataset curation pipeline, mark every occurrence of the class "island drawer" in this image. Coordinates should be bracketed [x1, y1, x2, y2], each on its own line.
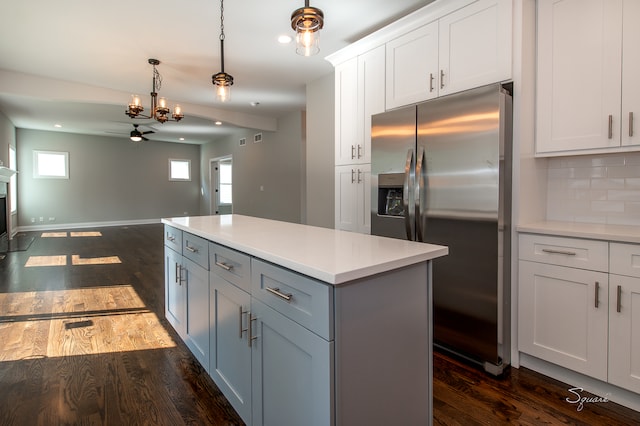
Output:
[519, 233, 608, 272]
[610, 243, 640, 278]
[183, 232, 209, 270]
[210, 242, 251, 292]
[251, 259, 333, 340]
[164, 225, 182, 253]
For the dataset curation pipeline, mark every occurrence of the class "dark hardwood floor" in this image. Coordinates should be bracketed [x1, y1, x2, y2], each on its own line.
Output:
[0, 223, 638, 425]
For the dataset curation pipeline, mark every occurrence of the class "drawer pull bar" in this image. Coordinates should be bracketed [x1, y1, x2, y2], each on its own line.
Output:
[594, 281, 599, 308]
[167, 235, 176, 242]
[608, 114, 613, 139]
[248, 313, 257, 347]
[185, 245, 198, 253]
[175, 262, 180, 284]
[239, 306, 248, 339]
[215, 261, 233, 271]
[541, 248, 576, 256]
[266, 287, 293, 302]
[617, 285, 622, 313]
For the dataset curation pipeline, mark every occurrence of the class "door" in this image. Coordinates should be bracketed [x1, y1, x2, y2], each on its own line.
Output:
[417, 84, 506, 364]
[210, 276, 252, 424]
[165, 246, 186, 338]
[609, 274, 640, 393]
[209, 157, 233, 215]
[518, 261, 609, 381]
[370, 106, 417, 240]
[251, 299, 332, 426]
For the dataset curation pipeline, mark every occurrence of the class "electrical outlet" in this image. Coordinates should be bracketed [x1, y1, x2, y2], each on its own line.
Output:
[49, 217, 55, 222]
[30, 217, 35, 223]
[39, 217, 44, 222]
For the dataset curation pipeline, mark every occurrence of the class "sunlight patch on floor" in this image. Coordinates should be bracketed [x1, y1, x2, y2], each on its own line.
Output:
[24, 255, 67, 267]
[25, 255, 122, 267]
[0, 285, 175, 361]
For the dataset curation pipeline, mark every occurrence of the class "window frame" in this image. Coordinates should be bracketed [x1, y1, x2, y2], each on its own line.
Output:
[33, 150, 69, 179]
[9, 145, 17, 213]
[169, 159, 191, 181]
[218, 160, 232, 206]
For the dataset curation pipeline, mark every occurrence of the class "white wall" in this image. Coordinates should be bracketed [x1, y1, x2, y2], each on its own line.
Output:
[16, 129, 201, 228]
[0, 110, 17, 236]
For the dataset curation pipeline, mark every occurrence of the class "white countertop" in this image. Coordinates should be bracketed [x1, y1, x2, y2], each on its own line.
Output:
[162, 215, 448, 285]
[518, 220, 640, 244]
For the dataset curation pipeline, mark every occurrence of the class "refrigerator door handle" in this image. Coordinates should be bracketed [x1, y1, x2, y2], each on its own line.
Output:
[415, 147, 426, 242]
[403, 148, 415, 240]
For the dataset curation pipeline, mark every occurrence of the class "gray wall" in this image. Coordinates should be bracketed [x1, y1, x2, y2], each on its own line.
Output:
[200, 111, 304, 224]
[16, 129, 200, 227]
[305, 73, 335, 229]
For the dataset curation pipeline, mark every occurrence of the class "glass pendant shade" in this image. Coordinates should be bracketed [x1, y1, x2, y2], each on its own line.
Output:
[291, 3, 324, 57]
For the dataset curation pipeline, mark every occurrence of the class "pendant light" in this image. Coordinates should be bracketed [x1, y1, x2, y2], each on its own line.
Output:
[212, 0, 234, 102]
[291, 0, 324, 57]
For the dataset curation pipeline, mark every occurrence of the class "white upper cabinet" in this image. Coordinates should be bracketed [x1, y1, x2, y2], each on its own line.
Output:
[622, 0, 640, 147]
[385, 0, 512, 110]
[386, 21, 439, 109]
[438, 0, 512, 96]
[335, 46, 385, 165]
[535, 0, 639, 155]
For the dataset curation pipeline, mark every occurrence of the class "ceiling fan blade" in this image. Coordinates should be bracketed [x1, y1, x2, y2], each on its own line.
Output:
[141, 130, 155, 135]
[142, 136, 150, 141]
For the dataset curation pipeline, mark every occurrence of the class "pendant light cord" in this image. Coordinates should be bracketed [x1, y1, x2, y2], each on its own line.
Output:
[219, 0, 225, 72]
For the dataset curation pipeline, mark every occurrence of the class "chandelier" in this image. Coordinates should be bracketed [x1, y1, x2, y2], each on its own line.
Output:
[126, 59, 184, 123]
[291, 0, 324, 56]
[212, 0, 234, 102]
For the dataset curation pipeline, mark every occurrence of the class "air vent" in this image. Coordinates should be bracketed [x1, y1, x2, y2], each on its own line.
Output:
[254, 133, 262, 143]
[239, 138, 246, 146]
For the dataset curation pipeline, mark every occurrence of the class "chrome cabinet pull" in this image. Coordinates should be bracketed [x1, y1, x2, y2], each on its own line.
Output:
[351, 145, 356, 159]
[630, 112, 634, 137]
[175, 262, 180, 284]
[429, 73, 434, 92]
[617, 285, 622, 313]
[440, 69, 445, 89]
[541, 248, 577, 256]
[239, 306, 248, 339]
[265, 286, 293, 302]
[351, 169, 355, 184]
[185, 245, 198, 253]
[357, 169, 362, 184]
[608, 115, 613, 139]
[167, 235, 176, 242]
[248, 313, 257, 347]
[594, 281, 599, 308]
[357, 144, 362, 159]
[215, 260, 233, 271]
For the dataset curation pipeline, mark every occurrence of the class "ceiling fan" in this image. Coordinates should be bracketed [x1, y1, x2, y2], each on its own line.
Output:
[129, 124, 154, 142]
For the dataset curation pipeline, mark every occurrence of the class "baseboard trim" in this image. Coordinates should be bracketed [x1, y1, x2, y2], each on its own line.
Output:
[17, 218, 162, 232]
[519, 352, 640, 413]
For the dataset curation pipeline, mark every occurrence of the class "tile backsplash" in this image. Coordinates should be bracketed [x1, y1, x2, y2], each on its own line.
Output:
[546, 152, 640, 226]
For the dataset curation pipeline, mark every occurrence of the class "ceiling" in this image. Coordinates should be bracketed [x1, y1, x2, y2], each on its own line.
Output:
[0, 0, 434, 145]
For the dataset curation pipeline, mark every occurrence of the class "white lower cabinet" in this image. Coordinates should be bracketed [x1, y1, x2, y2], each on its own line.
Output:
[519, 234, 640, 395]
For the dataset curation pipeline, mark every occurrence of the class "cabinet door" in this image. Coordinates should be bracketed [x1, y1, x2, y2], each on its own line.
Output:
[621, 0, 640, 147]
[335, 57, 359, 165]
[357, 46, 385, 164]
[335, 165, 370, 233]
[210, 276, 252, 424]
[184, 258, 210, 371]
[536, 0, 623, 154]
[438, 0, 512, 96]
[385, 21, 439, 109]
[251, 299, 332, 426]
[608, 274, 640, 393]
[518, 261, 608, 380]
[165, 246, 186, 338]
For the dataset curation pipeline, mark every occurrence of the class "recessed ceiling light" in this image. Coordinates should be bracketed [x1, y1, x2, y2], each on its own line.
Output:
[250, 101, 260, 107]
[54, 124, 62, 128]
[278, 35, 292, 44]
[215, 121, 222, 126]
[179, 137, 185, 141]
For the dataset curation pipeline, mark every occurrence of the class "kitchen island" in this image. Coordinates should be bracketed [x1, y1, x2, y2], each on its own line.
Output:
[161, 214, 448, 426]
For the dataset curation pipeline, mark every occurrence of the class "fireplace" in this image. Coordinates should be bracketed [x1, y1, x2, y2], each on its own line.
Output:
[0, 195, 6, 239]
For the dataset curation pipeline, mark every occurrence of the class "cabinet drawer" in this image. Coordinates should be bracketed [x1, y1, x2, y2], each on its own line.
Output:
[519, 234, 608, 272]
[251, 259, 333, 340]
[183, 232, 209, 270]
[610, 243, 640, 278]
[164, 225, 182, 253]
[210, 242, 251, 293]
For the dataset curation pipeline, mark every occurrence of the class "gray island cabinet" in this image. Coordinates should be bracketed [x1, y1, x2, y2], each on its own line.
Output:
[162, 215, 448, 426]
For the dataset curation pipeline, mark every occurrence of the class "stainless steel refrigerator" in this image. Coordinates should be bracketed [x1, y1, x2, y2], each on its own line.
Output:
[371, 83, 512, 375]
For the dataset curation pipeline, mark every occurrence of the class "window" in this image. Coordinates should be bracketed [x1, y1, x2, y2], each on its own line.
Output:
[169, 159, 191, 181]
[33, 150, 69, 179]
[9, 145, 16, 213]
[219, 160, 232, 205]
